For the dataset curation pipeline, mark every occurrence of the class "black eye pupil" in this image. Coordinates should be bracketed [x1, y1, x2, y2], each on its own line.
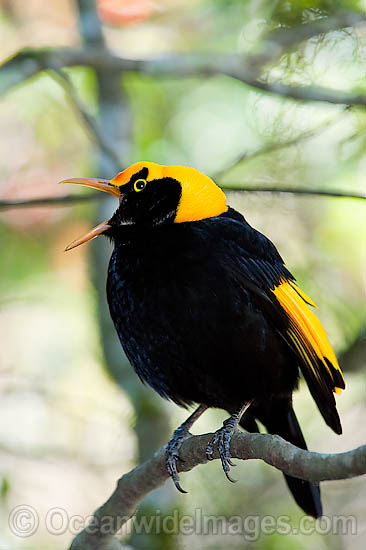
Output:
[135, 180, 145, 190]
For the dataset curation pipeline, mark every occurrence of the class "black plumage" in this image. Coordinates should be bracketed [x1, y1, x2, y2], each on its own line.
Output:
[106, 208, 334, 517]
[107, 209, 297, 408]
[63, 162, 345, 518]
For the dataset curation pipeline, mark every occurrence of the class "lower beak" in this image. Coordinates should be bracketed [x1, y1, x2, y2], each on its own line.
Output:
[64, 220, 111, 251]
[59, 177, 120, 251]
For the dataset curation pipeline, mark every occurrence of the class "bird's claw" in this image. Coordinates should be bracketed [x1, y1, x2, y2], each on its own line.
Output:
[165, 428, 191, 493]
[206, 421, 238, 482]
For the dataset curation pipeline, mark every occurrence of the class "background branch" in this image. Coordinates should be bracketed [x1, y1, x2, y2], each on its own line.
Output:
[2, 47, 366, 107]
[49, 68, 121, 169]
[3, 8, 366, 96]
[69, 432, 366, 550]
[0, 186, 364, 211]
[217, 186, 366, 199]
[213, 109, 350, 179]
[250, 11, 366, 71]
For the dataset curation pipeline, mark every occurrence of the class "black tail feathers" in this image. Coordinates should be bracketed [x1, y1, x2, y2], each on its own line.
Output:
[240, 402, 322, 518]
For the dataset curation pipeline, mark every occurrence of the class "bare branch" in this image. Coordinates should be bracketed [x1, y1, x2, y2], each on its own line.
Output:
[48, 68, 121, 169]
[0, 186, 364, 212]
[249, 11, 366, 71]
[69, 432, 366, 550]
[2, 8, 365, 94]
[77, 0, 105, 47]
[218, 186, 366, 200]
[2, 46, 366, 107]
[213, 109, 350, 180]
[267, 11, 366, 47]
[0, 194, 99, 209]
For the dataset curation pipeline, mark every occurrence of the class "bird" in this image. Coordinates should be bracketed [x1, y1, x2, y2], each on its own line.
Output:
[61, 161, 345, 518]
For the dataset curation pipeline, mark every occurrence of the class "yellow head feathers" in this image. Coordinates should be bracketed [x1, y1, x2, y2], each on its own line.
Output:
[110, 161, 228, 223]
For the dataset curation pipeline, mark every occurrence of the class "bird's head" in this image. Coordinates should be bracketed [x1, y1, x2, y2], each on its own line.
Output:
[60, 161, 227, 250]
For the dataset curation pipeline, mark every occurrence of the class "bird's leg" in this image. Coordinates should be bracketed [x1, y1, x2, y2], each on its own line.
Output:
[166, 404, 208, 493]
[206, 400, 253, 482]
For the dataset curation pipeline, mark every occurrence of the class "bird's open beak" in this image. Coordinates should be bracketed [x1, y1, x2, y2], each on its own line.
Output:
[59, 177, 120, 251]
[59, 177, 121, 198]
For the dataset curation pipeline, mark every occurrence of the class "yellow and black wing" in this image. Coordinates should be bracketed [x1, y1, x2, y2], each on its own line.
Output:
[213, 212, 345, 434]
[272, 280, 345, 434]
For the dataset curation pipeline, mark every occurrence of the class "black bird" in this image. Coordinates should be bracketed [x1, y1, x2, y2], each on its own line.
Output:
[61, 161, 345, 518]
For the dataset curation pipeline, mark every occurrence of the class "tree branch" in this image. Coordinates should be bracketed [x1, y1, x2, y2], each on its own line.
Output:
[69, 432, 366, 550]
[249, 11, 366, 72]
[48, 68, 121, 170]
[218, 186, 366, 200]
[0, 185, 364, 211]
[2, 46, 366, 107]
[213, 109, 349, 180]
[0, 194, 100, 209]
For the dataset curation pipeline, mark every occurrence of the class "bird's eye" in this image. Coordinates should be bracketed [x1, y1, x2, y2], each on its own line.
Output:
[133, 179, 147, 192]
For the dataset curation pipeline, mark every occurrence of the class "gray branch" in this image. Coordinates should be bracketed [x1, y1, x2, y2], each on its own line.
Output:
[218, 186, 366, 200]
[213, 109, 350, 179]
[69, 432, 366, 550]
[249, 11, 366, 71]
[0, 186, 364, 212]
[48, 68, 121, 169]
[2, 46, 366, 107]
[0, 185, 364, 211]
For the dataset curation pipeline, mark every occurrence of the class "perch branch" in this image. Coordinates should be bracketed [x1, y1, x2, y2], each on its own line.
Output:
[69, 432, 366, 550]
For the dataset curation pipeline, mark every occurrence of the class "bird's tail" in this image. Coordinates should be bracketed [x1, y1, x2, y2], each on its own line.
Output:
[239, 401, 323, 518]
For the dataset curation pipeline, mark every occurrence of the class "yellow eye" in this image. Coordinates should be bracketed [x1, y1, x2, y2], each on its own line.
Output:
[133, 179, 147, 192]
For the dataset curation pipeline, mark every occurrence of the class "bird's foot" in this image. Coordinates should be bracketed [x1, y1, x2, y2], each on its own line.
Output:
[165, 404, 208, 493]
[165, 425, 192, 493]
[206, 415, 239, 482]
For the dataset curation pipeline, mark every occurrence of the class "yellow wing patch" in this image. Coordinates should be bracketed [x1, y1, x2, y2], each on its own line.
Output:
[273, 281, 345, 393]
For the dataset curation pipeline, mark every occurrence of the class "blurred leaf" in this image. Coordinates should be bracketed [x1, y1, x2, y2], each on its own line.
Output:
[0, 476, 10, 500]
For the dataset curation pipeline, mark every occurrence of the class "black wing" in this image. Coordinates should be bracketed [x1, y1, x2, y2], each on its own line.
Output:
[206, 209, 344, 433]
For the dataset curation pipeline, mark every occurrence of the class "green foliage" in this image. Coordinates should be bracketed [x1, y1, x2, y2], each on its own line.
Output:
[0, 476, 10, 501]
[0, 225, 48, 292]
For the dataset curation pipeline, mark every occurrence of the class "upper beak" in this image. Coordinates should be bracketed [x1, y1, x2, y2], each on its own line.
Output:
[59, 177, 120, 251]
[59, 177, 121, 198]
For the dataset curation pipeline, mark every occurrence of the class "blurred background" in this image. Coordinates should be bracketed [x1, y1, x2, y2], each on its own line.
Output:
[0, 0, 365, 549]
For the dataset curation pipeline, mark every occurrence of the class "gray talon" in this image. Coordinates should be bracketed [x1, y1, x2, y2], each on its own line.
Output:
[165, 404, 208, 493]
[165, 430, 191, 493]
[166, 403, 252, 491]
[206, 423, 238, 482]
[205, 402, 253, 482]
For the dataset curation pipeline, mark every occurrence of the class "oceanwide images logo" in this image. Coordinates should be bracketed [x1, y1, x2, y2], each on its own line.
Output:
[8, 506, 357, 542]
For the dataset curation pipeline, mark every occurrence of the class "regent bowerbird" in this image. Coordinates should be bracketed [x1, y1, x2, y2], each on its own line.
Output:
[61, 161, 345, 518]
